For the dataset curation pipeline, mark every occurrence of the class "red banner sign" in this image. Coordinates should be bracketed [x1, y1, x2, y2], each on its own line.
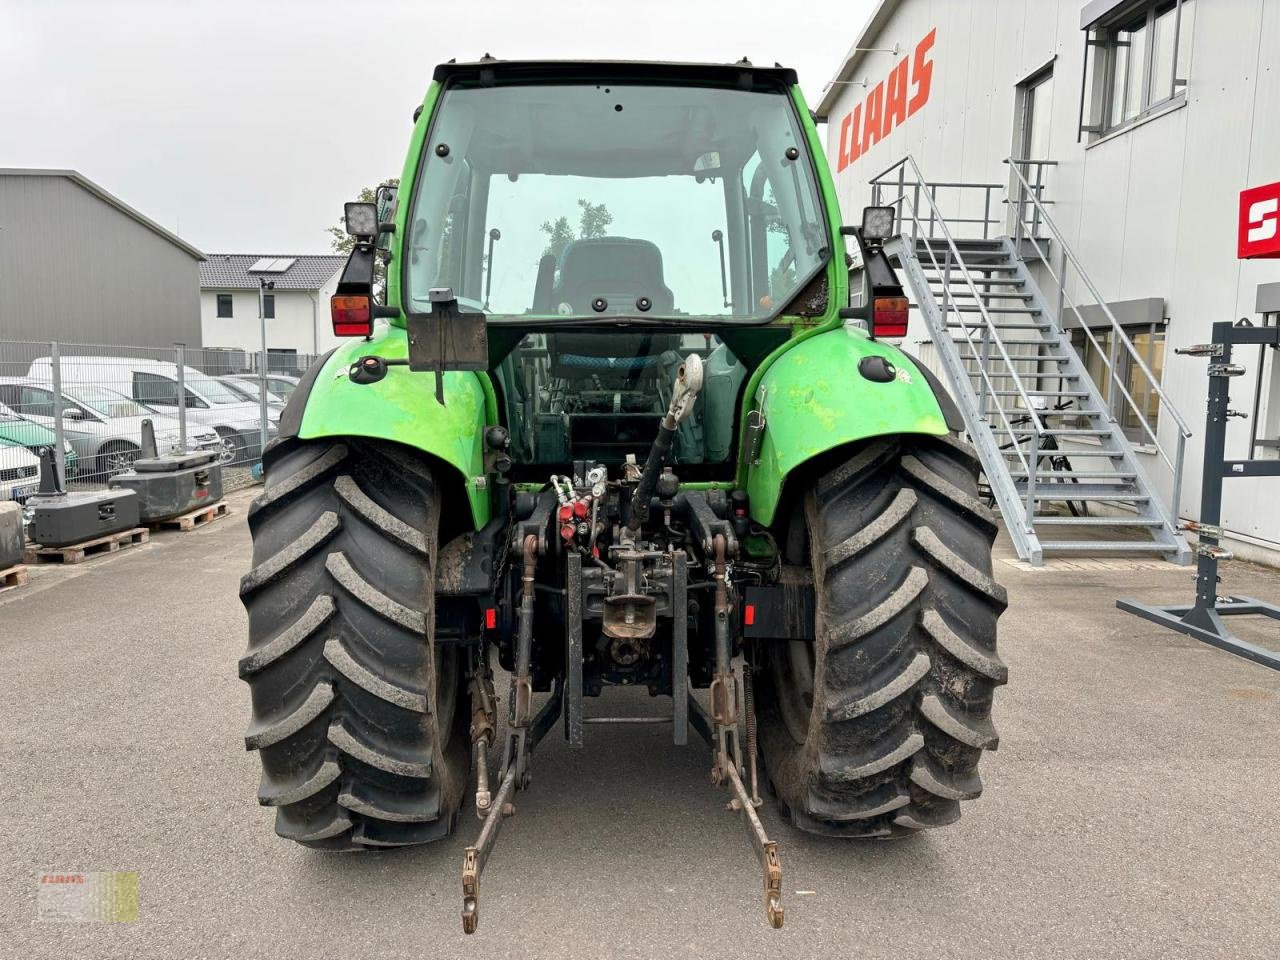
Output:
[1239, 181, 1280, 259]
[835, 28, 936, 173]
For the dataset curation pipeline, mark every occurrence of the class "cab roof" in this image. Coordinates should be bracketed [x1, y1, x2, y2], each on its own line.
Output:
[432, 59, 799, 90]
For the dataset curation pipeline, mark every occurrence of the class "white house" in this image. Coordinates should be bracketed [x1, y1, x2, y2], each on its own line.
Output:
[817, 0, 1280, 565]
[199, 253, 347, 360]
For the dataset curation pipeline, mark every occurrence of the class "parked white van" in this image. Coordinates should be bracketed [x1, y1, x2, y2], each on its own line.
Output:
[28, 356, 278, 465]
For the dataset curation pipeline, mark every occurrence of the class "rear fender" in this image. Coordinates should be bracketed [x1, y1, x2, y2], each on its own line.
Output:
[281, 324, 494, 528]
[742, 326, 950, 526]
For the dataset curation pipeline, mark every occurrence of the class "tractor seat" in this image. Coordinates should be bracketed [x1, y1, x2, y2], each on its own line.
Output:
[551, 237, 675, 315]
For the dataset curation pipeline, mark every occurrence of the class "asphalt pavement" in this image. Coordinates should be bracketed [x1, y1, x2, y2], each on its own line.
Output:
[2, 486, 1279, 959]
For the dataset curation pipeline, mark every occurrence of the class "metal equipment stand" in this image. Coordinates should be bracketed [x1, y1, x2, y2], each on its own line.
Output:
[1118, 319, 1280, 671]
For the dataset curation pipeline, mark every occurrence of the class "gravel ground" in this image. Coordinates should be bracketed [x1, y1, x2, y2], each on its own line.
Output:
[1, 486, 1278, 959]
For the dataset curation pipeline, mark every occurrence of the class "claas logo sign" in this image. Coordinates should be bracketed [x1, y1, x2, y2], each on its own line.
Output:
[835, 28, 937, 173]
[1239, 181, 1280, 259]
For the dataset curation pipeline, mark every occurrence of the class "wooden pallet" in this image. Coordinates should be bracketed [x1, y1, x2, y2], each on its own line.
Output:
[23, 527, 149, 565]
[148, 500, 230, 532]
[0, 564, 28, 589]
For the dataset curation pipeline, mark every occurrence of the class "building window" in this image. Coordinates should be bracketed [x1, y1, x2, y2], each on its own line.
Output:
[216, 293, 233, 318]
[263, 294, 276, 319]
[1069, 322, 1167, 440]
[1082, 0, 1193, 139]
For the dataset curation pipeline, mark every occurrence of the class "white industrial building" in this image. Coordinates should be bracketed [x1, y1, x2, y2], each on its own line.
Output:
[818, 0, 1280, 565]
[199, 253, 346, 361]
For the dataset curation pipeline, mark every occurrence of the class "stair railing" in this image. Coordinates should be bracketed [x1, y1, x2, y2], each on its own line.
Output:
[1005, 157, 1192, 516]
[873, 155, 1047, 530]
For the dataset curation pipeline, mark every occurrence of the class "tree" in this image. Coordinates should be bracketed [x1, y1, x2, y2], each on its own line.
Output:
[326, 179, 400, 255]
[540, 198, 613, 261]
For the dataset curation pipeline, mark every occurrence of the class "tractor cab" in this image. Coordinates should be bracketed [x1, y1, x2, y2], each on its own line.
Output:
[395, 61, 831, 469]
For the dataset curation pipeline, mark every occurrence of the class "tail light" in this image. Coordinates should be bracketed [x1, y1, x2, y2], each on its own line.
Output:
[331, 295, 372, 337]
[872, 296, 909, 338]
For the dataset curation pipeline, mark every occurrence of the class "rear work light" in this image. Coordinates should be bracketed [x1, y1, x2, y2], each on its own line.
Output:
[872, 296, 909, 339]
[331, 295, 372, 337]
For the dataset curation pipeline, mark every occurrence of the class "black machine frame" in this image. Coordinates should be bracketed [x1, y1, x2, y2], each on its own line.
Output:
[1118, 319, 1280, 671]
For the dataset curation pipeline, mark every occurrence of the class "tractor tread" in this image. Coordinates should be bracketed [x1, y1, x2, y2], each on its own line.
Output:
[823, 651, 931, 722]
[324, 638, 429, 713]
[334, 473, 430, 556]
[818, 731, 924, 783]
[238, 594, 336, 677]
[909, 754, 984, 801]
[900, 455, 999, 534]
[252, 443, 349, 513]
[827, 567, 927, 651]
[912, 526, 1008, 607]
[824, 488, 917, 567]
[893, 798, 962, 830]
[327, 718, 433, 779]
[921, 607, 1008, 683]
[258, 760, 342, 807]
[325, 551, 426, 633]
[239, 511, 340, 596]
[244, 681, 334, 750]
[920, 693, 1000, 750]
[338, 787, 441, 823]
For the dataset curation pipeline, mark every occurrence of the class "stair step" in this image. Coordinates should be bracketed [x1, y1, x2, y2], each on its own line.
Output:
[981, 371, 1081, 379]
[992, 389, 1089, 396]
[1001, 449, 1124, 458]
[923, 264, 1019, 274]
[946, 322, 1049, 331]
[1021, 486, 1149, 501]
[931, 290, 1035, 300]
[954, 305, 1043, 314]
[957, 343, 1064, 350]
[1010, 471, 1137, 481]
[993, 428, 1113, 436]
[1038, 541, 1176, 554]
[915, 238, 1005, 247]
[1034, 516, 1163, 526]
[933, 279, 1028, 288]
[957, 351, 1067, 361]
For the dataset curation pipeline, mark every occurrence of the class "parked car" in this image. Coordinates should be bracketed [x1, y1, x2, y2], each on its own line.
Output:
[0, 439, 41, 503]
[217, 376, 287, 415]
[28, 356, 278, 465]
[0, 378, 222, 480]
[233, 372, 300, 399]
[0, 402, 78, 476]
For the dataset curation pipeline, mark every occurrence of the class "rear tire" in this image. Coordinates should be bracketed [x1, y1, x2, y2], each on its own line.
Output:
[238, 437, 470, 849]
[756, 435, 1008, 837]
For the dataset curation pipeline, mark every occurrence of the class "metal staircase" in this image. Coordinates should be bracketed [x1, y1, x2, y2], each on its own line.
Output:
[868, 156, 1192, 566]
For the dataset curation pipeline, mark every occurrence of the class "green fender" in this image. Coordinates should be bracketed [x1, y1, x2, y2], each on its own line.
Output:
[296, 323, 495, 528]
[742, 326, 950, 526]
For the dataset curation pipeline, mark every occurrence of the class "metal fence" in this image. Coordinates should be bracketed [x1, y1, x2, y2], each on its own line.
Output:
[0, 339, 322, 501]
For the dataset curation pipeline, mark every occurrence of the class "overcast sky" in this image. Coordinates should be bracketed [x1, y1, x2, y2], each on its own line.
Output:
[1, 0, 873, 255]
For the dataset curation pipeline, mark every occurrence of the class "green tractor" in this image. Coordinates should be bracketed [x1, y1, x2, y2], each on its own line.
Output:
[238, 58, 1007, 932]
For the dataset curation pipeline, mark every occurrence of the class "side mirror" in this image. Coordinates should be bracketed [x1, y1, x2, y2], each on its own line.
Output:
[64, 406, 87, 421]
[375, 183, 399, 252]
[343, 201, 379, 239]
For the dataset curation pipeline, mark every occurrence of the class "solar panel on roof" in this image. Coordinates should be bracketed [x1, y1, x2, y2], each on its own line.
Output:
[248, 257, 296, 273]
